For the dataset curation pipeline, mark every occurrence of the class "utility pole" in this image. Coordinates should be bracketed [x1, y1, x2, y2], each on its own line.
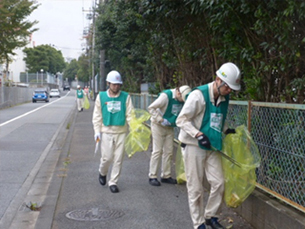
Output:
[91, 0, 102, 99]
[100, 50, 106, 91]
[91, 2, 96, 99]
[83, 0, 98, 98]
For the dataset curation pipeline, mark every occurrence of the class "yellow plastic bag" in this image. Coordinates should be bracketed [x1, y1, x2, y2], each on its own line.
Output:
[84, 96, 90, 109]
[175, 144, 186, 184]
[125, 109, 151, 157]
[222, 125, 261, 208]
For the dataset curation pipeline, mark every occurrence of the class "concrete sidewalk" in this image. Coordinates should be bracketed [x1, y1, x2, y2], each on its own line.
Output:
[31, 102, 254, 229]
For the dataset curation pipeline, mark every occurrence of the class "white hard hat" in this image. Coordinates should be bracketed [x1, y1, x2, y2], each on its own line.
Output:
[179, 85, 191, 102]
[106, 70, 123, 84]
[77, 85, 80, 88]
[216, 62, 241, 91]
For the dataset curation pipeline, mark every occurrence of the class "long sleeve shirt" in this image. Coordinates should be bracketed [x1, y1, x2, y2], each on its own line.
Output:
[92, 90, 134, 134]
[176, 82, 228, 146]
[148, 88, 177, 125]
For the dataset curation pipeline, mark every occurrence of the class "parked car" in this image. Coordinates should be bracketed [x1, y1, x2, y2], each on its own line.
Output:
[50, 88, 60, 98]
[63, 85, 70, 91]
[32, 88, 49, 103]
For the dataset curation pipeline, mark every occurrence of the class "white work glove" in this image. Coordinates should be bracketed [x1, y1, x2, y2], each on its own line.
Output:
[94, 133, 101, 142]
[161, 119, 171, 126]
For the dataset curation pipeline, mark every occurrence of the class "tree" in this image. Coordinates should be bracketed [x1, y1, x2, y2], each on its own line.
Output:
[95, 0, 150, 92]
[94, 0, 305, 103]
[62, 55, 90, 85]
[23, 44, 66, 74]
[77, 54, 90, 83]
[63, 59, 79, 83]
[0, 0, 38, 73]
[141, 0, 213, 89]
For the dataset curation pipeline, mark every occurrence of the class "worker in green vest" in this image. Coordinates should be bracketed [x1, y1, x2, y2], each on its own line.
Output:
[92, 70, 134, 193]
[76, 85, 84, 112]
[148, 85, 191, 186]
[176, 62, 241, 229]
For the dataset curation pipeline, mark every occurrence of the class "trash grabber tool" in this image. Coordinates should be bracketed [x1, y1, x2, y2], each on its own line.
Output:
[94, 138, 100, 156]
[211, 146, 242, 168]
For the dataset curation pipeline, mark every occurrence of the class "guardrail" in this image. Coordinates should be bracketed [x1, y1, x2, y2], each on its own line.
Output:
[130, 93, 305, 214]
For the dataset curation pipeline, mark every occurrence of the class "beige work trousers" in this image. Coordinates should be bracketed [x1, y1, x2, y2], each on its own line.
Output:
[77, 98, 84, 111]
[99, 132, 126, 186]
[183, 144, 225, 229]
[149, 122, 174, 179]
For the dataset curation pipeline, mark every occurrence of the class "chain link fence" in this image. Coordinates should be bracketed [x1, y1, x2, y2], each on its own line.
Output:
[130, 93, 305, 213]
[19, 72, 62, 86]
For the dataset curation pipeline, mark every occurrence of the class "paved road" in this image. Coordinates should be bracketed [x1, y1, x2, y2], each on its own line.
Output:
[0, 90, 75, 228]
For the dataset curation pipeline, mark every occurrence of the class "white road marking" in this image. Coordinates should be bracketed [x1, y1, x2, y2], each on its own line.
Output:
[0, 92, 70, 127]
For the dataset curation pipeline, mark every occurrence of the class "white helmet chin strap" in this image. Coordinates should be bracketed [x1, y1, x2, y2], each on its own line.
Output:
[217, 81, 226, 96]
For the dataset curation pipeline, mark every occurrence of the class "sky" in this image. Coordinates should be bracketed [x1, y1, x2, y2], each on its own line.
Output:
[29, 0, 95, 61]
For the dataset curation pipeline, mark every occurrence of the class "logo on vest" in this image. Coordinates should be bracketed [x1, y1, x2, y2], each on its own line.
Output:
[77, 90, 83, 97]
[107, 101, 121, 114]
[210, 113, 223, 132]
[171, 104, 182, 116]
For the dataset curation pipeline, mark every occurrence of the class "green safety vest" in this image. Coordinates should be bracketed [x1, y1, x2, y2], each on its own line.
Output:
[161, 90, 184, 127]
[197, 85, 229, 150]
[99, 91, 128, 126]
[77, 89, 84, 98]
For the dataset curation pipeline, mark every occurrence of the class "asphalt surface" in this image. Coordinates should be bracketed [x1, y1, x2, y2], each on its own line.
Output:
[7, 99, 254, 229]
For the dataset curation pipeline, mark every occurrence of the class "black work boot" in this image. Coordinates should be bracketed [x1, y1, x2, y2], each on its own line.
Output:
[205, 217, 224, 229]
[161, 177, 177, 184]
[149, 178, 161, 186]
[109, 185, 119, 193]
[99, 174, 106, 186]
[197, 223, 206, 229]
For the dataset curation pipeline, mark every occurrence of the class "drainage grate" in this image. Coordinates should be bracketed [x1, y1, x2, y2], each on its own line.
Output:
[66, 208, 125, 221]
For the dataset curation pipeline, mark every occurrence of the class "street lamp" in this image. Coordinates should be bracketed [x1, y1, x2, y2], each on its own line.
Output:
[40, 69, 43, 86]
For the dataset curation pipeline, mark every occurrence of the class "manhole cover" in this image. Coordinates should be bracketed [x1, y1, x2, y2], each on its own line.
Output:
[66, 208, 124, 221]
